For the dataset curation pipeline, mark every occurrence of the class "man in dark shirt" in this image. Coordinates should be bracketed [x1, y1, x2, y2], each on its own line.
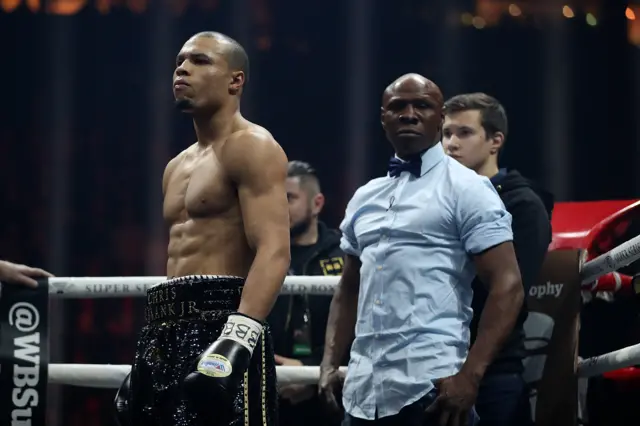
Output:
[443, 93, 553, 426]
[267, 161, 344, 426]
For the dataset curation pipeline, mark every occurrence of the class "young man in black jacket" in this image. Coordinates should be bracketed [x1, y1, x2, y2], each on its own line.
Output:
[267, 161, 345, 426]
[443, 93, 554, 426]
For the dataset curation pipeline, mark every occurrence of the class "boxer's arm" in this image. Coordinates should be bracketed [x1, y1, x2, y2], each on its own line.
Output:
[225, 131, 290, 321]
[457, 177, 523, 383]
[321, 254, 360, 368]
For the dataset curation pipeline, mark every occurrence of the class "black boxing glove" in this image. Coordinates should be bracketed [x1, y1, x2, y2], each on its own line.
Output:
[113, 372, 132, 426]
[182, 313, 262, 415]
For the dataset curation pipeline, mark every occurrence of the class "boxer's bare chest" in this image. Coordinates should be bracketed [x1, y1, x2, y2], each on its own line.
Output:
[164, 148, 236, 224]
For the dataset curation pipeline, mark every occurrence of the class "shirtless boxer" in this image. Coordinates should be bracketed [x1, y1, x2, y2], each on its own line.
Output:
[114, 32, 290, 426]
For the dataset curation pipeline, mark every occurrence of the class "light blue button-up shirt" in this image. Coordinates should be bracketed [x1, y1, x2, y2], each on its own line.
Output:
[340, 143, 513, 420]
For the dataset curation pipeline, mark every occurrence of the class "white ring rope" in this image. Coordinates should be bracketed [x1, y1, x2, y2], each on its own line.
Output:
[38, 233, 640, 298]
[46, 275, 339, 297]
[49, 364, 348, 388]
[580, 233, 640, 284]
[576, 342, 640, 378]
[9, 234, 640, 393]
[47, 342, 640, 389]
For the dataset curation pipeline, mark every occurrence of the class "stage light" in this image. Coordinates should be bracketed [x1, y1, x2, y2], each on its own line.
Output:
[461, 12, 473, 26]
[472, 16, 486, 29]
[562, 5, 574, 19]
[508, 4, 522, 17]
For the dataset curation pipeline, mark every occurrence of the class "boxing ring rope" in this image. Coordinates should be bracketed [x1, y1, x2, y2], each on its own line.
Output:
[40, 341, 640, 388]
[45, 275, 340, 297]
[38, 235, 640, 299]
[577, 343, 640, 378]
[580, 233, 640, 284]
[3, 233, 640, 394]
[42, 233, 640, 298]
[49, 365, 349, 388]
[45, 273, 635, 297]
[29, 232, 640, 390]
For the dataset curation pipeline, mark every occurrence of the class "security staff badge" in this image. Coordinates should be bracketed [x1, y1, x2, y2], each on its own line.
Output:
[319, 257, 344, 276]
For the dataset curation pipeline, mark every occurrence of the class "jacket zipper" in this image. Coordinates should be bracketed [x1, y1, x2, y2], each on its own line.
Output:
[284, 246, 324, 338]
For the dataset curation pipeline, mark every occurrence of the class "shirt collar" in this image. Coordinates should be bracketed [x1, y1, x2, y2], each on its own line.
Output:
[393, 143, 445, 177]
[419, 143, 445, 177]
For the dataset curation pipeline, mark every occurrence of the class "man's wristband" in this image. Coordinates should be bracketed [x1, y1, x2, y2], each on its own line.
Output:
[220, 313, 263, 355]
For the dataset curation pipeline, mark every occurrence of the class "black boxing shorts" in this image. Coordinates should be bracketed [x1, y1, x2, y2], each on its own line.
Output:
[129, 275, 278, 426]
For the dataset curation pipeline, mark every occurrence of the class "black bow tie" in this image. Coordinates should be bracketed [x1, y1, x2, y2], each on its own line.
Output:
[388, 156, 422, 178]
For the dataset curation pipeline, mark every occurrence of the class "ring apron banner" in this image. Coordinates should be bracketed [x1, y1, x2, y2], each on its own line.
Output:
[0, 279, 49, 426]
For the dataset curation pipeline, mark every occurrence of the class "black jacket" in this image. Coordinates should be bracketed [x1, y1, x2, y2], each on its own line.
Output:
[268, 222, 346, 365]
[470, 169, 554, 375]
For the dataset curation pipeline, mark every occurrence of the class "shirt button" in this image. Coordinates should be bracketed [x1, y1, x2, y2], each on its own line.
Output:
[375, 299, 381, 305]
[377, 266, 383, 271]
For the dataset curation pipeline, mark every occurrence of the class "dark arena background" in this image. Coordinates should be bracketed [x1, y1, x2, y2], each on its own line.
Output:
[1, 0, 639, 425]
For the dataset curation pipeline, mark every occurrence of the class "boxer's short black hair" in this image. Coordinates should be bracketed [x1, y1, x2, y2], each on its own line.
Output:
[196, 32, 250, 85]
[444, 93, 508, 140]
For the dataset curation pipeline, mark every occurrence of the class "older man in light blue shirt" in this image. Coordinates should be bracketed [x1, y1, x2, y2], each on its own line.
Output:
[319, 74, 524, 426]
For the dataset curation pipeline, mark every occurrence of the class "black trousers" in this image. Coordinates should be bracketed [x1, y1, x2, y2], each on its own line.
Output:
[129, 276, 279, 426]
[475, 373, 531, 426]
[278, 396, 342, 426]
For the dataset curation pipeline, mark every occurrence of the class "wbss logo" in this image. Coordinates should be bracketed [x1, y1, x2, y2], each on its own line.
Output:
[9, 301, 42, 424]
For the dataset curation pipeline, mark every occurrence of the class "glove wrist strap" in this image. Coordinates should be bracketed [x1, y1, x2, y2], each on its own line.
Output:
[220, 313, 263, 355]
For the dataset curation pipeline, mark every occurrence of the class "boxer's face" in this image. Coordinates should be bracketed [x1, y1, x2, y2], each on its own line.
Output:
[381, 78, 443, 157]
[173, 36, 244, 112]
[442, 110, 500, 172]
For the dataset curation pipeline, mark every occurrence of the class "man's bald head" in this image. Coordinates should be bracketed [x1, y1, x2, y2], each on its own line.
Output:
[192, 32, 250, 85]
[382, 73, 443, 107]
[380, 73, 445, 157]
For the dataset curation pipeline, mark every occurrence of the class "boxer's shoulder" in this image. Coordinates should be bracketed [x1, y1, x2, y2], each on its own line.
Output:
[166, 145, 197, 170]
[225, 125, 277, 150]
[221, 125, 288, 181]
[162, 148, 194, 193]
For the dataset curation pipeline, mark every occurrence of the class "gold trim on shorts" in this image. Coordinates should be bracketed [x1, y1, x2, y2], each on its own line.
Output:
[244, 370, 249, 426]
[243, 328, 267, 426]
[261, 328, 267, 426]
